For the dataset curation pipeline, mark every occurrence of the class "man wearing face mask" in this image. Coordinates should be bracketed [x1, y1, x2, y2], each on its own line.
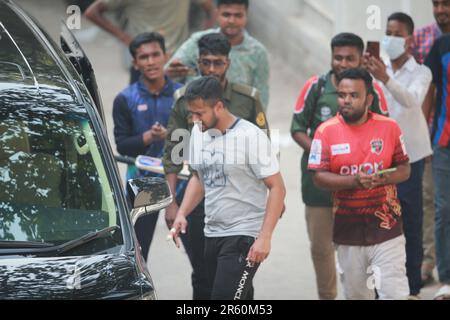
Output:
[366, 12, 433, 299]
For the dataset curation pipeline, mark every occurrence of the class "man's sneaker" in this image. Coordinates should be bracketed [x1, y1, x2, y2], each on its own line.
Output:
[434, 285, 450, 300]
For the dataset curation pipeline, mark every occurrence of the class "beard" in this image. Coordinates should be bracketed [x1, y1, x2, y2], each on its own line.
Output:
[340, 107, 366, 123]
[339, 98, 369, 124]
[435, 13, 450, 28]
[201, 112, 219, 132]
[208, 72, 226, 84]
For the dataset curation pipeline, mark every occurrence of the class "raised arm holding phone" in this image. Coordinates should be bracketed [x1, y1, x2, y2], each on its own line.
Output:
[365, 12, 432, 299]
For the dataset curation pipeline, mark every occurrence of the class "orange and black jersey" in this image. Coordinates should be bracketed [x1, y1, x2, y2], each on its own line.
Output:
[308, 112, 409, 246]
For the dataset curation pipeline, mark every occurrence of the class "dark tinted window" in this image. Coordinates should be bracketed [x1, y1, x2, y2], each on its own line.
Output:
[0, 99, 121, 248]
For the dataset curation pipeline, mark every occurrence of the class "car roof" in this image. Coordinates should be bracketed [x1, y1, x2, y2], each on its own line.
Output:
[0, 0, 84, 106]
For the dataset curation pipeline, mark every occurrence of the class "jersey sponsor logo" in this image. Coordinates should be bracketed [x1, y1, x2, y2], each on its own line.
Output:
[294, 75, 319, 114]
[370, 139, 384, 155]
[137, 104, 148, 112]
[308, 139, 322, 165]
[340, 162, 384, 176]
[331, 143, 350, 156]
[320, 106, 332, 121]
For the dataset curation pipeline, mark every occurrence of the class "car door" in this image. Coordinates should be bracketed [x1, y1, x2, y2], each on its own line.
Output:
[60, 22, 105, 123]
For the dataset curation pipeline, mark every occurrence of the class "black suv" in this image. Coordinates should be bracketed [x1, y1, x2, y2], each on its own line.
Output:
[0, 0, 171, 299]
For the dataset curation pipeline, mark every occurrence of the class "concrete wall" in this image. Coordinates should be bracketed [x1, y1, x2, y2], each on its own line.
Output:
[335, 0, 433, 41]
[248, 0, 434, 79]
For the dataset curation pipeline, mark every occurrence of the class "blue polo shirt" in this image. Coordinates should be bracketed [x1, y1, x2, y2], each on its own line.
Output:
[113, 76, 182, 179]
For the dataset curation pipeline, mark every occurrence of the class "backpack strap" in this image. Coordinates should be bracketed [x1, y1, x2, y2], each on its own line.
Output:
[307, 74, 327, 130]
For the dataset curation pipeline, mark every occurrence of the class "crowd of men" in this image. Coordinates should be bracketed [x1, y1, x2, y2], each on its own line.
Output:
[85, 0, 450, 300]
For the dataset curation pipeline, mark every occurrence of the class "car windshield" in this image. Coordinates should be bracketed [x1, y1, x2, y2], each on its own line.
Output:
[0, 99, 122, 250]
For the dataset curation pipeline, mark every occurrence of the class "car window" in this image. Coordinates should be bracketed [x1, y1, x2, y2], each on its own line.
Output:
[0, 103, 122, 250]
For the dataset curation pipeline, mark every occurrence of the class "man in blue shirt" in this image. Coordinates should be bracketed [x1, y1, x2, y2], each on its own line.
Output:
[113, 32, 182, 261]
[424, 33, 450, 300]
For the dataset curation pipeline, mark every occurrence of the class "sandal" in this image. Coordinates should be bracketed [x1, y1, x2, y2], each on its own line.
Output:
[434, 284, 450, 300]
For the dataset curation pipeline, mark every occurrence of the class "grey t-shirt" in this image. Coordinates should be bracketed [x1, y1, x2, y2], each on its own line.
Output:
[189, 119, 279, 238]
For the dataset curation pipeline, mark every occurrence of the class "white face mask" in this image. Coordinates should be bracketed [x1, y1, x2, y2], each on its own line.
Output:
[382, 35, 406, 60]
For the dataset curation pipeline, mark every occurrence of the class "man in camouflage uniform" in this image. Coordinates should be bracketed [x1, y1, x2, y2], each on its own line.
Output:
[165, 0, 270, 110]
[162, 32, 267, 300]
[290, 33, 389, 300]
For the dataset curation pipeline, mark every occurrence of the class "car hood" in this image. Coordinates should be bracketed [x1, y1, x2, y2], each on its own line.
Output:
[0, 253, 151, 299]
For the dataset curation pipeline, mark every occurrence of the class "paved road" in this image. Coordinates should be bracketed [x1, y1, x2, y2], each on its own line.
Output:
[15, 0, 440, 300]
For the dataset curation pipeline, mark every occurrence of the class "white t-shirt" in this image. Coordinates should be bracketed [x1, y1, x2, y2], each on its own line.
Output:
[381, 57, 433, 163]
[189, 119, 279, 238]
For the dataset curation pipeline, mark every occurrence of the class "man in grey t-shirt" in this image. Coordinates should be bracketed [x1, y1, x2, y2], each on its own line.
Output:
[170, 77, 285, 300]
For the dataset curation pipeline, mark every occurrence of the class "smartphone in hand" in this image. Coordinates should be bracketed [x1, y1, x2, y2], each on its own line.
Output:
[372, 167, 397, 176]
[366, 41, 380, 60]
[167, 60, 195, 78]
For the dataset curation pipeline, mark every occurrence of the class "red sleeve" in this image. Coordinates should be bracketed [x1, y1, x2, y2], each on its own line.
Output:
[392, 124, 410, 165]
[294, 75, 319, 114]
[373, 81, 389, 115]
[307, 126, 331, 171]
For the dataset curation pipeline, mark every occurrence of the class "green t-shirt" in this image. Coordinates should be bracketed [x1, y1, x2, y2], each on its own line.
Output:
[290, 71, 389, 206]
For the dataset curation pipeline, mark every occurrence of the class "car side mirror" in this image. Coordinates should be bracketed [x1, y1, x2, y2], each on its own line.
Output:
[127, 177, 173, 226]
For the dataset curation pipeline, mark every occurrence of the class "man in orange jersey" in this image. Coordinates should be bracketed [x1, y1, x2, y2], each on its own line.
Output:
[290, 33, 388, 300]
[308, 68, 411, 300]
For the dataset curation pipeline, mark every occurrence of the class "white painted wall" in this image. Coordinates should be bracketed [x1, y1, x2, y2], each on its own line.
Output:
[334, 0, 434, 43]
[248, 0, 435, 77]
